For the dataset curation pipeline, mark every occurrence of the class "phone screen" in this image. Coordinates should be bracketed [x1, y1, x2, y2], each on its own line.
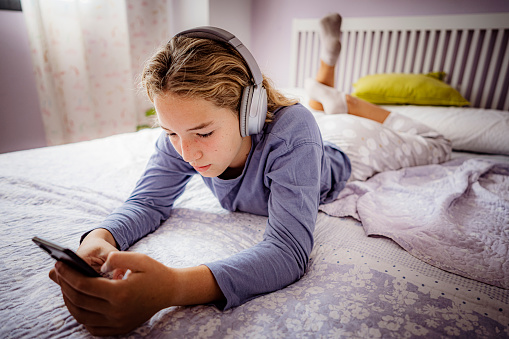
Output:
[32, 236, 102, 277]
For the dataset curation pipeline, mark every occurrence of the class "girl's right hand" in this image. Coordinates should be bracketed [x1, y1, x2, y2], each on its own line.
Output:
[52, 252, 179, 336]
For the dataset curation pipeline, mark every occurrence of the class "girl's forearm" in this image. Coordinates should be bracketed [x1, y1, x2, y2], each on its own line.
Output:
[84, 231, 224, 307]
[167, 265, 225, 306]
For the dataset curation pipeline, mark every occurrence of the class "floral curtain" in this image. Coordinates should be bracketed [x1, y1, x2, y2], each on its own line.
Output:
[21, 0, 168, 146]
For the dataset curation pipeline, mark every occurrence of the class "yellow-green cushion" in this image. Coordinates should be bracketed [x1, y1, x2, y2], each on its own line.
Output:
[351, 73, 470, 106]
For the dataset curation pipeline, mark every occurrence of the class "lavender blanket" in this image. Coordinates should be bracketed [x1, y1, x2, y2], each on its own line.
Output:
[320, 158, 509, 289]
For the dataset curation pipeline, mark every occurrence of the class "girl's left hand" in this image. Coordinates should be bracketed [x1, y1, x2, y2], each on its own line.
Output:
[51, 252, 177, 336]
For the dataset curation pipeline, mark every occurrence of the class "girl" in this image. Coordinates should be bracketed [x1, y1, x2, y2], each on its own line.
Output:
[50, 14, 450, 336]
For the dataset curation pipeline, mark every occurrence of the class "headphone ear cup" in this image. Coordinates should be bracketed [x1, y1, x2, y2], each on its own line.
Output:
[239, 86, 253, 137]
[246, 85, 267, 136]
[253, 87, 267, 134]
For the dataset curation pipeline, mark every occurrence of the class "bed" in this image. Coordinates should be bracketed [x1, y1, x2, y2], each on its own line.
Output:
[1, 13, 508, 338]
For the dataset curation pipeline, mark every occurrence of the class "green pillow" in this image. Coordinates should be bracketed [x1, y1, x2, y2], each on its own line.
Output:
[351, 72, 470, 106]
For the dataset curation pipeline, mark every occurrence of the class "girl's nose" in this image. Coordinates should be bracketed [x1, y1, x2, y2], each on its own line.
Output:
[180, 139, 202, 163]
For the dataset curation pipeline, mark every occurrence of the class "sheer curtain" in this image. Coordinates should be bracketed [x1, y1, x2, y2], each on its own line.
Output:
[21, 0, 168, 146]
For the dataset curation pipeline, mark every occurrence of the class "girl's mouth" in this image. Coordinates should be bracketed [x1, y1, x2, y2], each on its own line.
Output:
[193, 164, 211, 173]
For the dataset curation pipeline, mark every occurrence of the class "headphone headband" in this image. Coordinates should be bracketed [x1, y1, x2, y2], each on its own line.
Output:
[175, 26, 263, 86]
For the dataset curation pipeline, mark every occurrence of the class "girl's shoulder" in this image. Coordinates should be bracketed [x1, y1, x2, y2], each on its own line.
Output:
[263, 103, 322, 145]
[271, 103, 314, 123]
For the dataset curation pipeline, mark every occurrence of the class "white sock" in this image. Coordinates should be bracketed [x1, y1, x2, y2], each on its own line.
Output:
[319, 13, 342, 66]
[305, 78, 348, 114]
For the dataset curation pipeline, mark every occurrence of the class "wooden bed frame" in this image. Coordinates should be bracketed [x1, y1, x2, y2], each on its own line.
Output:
[290, 13, 509, 110]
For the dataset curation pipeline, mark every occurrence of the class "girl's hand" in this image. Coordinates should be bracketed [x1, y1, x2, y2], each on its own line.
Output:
[76, 228, 120, 273]
[49, 229, 119, 282]
[52, 252, 177, 336]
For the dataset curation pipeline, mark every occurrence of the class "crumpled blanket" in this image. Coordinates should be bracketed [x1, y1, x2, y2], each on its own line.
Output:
[320, 158, 509, 289]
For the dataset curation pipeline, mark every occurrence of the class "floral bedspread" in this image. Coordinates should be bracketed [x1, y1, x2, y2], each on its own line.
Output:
[0, 129, 507, 338]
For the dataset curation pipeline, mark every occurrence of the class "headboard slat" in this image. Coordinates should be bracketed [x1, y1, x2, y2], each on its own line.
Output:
[361, 31, 372, 76]
[353, 32, 364, 84]
[472, 29, 493, 107]
[395, 30, 407, 72]
[443, 30, 458, 80]
[290, 13, 509, 110]
[462, 29, 481, 101]
[434, 29, 447, 71]
[450, 30, 469, 92]
[346, 31, 358, 89]
[422, 30, 434, 74]
[378, 31, 389, 73]
[404, 31, 417, 74]
[481, 30, 504, 108]
[312, 32, 320, 77]
[370, 31, 381, 75]
[495, 39, 509, 110]
[414, 30, 426, 74]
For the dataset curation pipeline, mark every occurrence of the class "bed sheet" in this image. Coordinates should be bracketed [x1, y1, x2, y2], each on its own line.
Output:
[1, 127, 508, 338]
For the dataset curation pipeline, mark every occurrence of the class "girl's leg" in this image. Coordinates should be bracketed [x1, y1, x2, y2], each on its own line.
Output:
[307, 79, 391, 123]
[309, 13, 342, 111]
[309, 12, 451, 181]
[316, 113, 452, 181]
[307, 12, 391, 123]
[346, 95, 390, 124]
[309, 61, 335, 111]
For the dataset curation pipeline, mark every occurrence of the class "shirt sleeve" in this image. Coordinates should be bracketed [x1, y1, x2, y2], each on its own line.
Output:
[91, 132, 195, 250]
[205, 140, 322, 309]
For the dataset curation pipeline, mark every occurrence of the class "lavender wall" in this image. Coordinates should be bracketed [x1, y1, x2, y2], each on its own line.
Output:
[250, 0, 509, 88]
[0, 10, 46, 153]
[3, 1, 509, 153]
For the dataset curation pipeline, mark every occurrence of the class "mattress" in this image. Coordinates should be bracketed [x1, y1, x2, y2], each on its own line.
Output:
[1, 101, 508, 337]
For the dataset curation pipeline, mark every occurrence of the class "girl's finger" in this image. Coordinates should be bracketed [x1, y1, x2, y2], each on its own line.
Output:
[54, 261, 115, 299]
[61, 293, 110, 328]
[58, 270, 110, 313]
[101, 252, 150, 275]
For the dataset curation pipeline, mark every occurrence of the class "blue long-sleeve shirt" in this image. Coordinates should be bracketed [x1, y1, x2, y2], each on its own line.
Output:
[96, 103, 351, 309]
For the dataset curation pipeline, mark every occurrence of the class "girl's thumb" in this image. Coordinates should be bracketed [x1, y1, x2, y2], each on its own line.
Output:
[101, 251, 147, 276]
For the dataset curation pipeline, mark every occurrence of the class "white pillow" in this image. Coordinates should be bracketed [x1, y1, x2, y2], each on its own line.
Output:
[279, 87, 509, 155]
[384, 105, 509, 155]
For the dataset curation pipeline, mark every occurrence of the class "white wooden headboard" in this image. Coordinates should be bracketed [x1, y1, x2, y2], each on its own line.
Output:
[290, 13, 509, 110]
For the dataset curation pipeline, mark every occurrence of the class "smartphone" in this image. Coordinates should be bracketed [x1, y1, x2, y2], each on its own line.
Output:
[32, 236, 102, 277]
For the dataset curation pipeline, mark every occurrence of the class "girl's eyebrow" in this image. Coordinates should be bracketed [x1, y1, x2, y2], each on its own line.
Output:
[187, 121, 213, 132]
[161, 121, 213, 133]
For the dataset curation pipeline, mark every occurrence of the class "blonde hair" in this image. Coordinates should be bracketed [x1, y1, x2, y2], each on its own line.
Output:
[141, 36, 297, 122]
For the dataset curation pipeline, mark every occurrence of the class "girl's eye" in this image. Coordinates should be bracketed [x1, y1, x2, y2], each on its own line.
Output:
[198, 131, 213, 138]
[167, 133, 177, 138]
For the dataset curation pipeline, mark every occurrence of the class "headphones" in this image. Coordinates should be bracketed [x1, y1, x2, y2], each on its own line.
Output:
[175, 27, 268, 137]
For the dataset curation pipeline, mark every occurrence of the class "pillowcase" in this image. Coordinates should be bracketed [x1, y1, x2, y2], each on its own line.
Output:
[352, 72, 470, 107]
[387, 105, 509, 155]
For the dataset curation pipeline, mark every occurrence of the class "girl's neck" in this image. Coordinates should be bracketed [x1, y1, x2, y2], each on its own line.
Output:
[218, 136, 252, 180]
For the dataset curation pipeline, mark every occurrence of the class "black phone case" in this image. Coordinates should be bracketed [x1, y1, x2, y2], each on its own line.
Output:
[32, 236, 101, 277]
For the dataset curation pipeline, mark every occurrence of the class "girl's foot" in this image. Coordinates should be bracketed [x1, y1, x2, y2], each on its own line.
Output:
[319, 13, 342, 66]
[305, 78, 348, 114]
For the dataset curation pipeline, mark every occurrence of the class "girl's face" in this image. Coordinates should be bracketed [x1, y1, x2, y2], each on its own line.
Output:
[154, 93, 252, 178]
